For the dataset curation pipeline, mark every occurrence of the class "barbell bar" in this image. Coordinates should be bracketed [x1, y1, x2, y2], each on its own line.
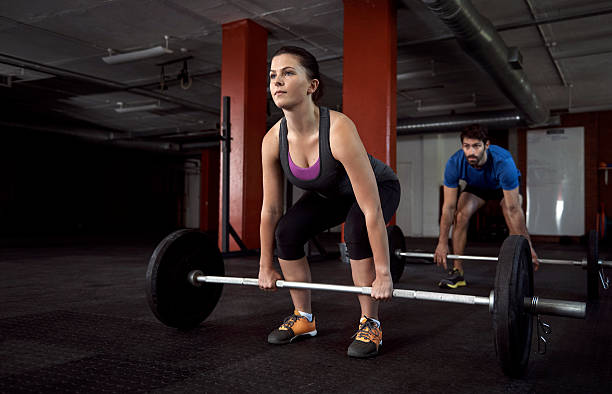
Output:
[188, 274, 585, 319]
[146, 228, 587, 378]
[395, 249, 612, 268]
[395, 251, 612, 268]
[387, 225, 609, 301]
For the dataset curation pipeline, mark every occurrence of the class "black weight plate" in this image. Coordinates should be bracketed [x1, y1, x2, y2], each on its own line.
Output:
[146, 229, 224, 329]
[493, 235, 534, 377]
[387, 225, 406, 284]
[587, 229, 599, 301]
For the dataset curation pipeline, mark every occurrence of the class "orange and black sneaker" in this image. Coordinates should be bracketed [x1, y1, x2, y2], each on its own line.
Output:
[347, 316, 382, 358]
[267, 310, 317, 345]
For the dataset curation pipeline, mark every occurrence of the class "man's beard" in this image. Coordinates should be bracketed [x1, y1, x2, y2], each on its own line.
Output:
[467, 153, 484, 168]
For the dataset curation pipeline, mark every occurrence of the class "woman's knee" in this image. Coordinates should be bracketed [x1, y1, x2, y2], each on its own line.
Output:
[274, 218, 305, 260]
[344, 221, 366, 245]
[344, 221, 372, 260]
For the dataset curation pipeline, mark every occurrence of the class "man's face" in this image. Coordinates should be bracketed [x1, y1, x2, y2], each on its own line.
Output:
[462, 137, 489, 168]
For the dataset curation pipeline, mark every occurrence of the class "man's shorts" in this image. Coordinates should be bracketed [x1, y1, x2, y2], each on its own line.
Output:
[462, 184, 504, 202]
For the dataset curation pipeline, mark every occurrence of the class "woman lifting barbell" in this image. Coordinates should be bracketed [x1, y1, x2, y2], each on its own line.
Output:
[257, 46, 401, 358]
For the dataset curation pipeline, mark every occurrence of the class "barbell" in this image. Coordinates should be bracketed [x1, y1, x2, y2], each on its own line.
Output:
[146, 228, 586, 378]
[387, 226, 610, 300]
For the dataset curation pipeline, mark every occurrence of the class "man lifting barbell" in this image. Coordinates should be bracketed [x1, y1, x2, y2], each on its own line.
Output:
[435, 125, 540, 289]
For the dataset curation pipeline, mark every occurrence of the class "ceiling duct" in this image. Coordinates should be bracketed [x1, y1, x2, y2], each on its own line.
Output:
[421, 0, 550, 125]
[398, 110, 561, 135]
[397, 110, 523, 134]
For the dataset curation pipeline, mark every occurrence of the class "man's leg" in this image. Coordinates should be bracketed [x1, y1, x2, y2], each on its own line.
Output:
[451, 191, 486, 272]
[438, 191, 485, 289]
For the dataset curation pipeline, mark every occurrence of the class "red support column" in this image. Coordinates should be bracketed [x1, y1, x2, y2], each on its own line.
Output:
[343, 0, 397, 238]
[200, 148, 220, 242]
[343, 0, 397, 171]
[221, 19, 268, 250]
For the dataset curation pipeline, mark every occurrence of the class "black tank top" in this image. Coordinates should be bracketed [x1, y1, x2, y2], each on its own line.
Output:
[278, 106, 398, 198]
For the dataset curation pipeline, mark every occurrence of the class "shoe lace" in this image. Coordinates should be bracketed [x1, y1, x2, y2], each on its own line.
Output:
[352, 317, 380, 342]
[281, 314, 301, 329]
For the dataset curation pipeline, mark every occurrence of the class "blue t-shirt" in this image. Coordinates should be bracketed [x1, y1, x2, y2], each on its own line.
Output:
[443, 145, 520, 190]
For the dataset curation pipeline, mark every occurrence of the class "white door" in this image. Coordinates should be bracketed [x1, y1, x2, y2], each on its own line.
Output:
[396, 162, 413, 234]
[397, 135, 424, 236]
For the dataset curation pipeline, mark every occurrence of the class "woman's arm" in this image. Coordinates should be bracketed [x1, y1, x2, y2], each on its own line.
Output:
[329, 112, 393, 300]
[259, 124, 285, 289]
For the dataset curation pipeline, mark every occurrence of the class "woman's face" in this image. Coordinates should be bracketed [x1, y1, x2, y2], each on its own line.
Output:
[269, 54, 316, 109]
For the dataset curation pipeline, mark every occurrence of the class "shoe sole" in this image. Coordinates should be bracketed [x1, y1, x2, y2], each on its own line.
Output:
[347, 344, 381, 359]
[268, 330, 317, 345]
[438, 280, 467, 289]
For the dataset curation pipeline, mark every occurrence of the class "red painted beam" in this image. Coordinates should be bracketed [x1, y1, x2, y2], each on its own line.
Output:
[200, 148, 220, 242]
[220, 19, 268, 250]
[343, 0, 397, 172]
[343, 0, 398, 232]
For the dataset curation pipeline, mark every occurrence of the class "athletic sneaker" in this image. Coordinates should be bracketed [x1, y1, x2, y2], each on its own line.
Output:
[347, 317, 382, 358]
[438, 268, 467, 289]
[267, 310, 317, 345]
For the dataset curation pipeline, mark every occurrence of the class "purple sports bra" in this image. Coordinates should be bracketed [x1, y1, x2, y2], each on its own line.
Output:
[288, 151, 320, 180]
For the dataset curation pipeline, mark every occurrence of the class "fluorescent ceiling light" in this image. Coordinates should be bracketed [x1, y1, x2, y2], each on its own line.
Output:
[417, 101, 476, 112]
[103, 46, 173, 65]
[115, 101, 160, 113]
[397, 69, 435, 80]
[397, 60, 435, 81]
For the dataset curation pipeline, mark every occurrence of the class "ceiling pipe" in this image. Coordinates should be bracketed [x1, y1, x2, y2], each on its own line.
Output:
[397, 110, 522, 134]
[397, 109, 561, 135]
[398, 7, 612, 48]
[421, 0, 550, 125]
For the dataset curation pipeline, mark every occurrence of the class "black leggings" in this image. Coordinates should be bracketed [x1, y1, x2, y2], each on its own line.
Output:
[275, 180, 401, 260]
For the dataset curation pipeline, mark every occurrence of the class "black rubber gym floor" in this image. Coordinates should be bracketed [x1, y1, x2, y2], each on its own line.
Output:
[1, 235, 610, 393]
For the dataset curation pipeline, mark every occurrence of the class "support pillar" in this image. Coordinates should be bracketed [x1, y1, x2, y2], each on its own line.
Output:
[200, 148, 220, 242]
[220, 19, 268, 250]
[343, 0, 397, 240]
[343, 0, 397, 170]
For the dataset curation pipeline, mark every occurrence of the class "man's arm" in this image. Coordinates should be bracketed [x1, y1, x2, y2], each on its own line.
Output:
[502, 187, 540, 270]
[434, 186, 458, 269]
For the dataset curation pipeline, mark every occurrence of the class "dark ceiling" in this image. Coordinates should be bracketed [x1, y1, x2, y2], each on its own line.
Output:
[1, 0, 612, 153]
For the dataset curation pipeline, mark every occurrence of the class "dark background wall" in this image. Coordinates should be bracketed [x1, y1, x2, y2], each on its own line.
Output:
[0, 129, 186, 238]
[3, 110, 610, 244]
